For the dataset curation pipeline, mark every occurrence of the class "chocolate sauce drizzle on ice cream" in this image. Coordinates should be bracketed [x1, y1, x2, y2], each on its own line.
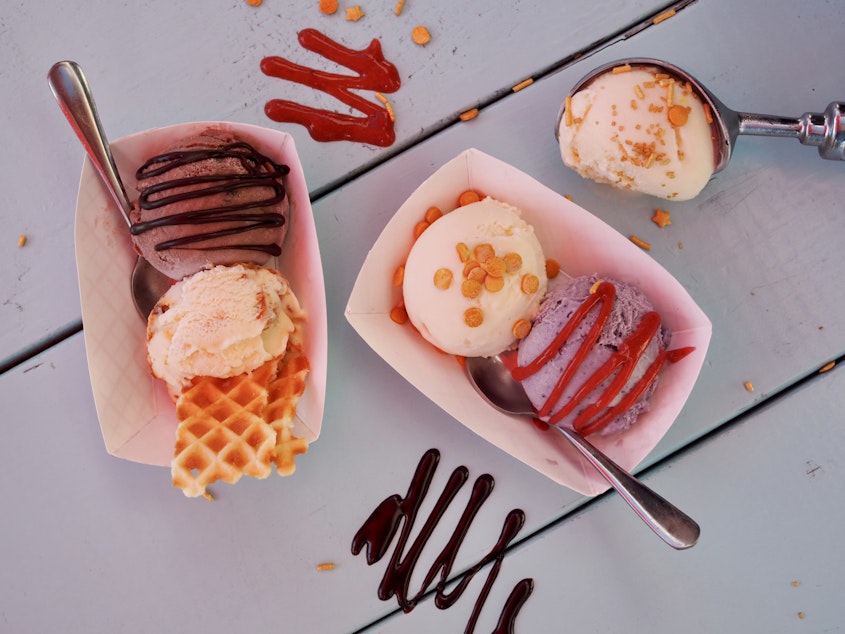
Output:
[130, 129, 291, 280]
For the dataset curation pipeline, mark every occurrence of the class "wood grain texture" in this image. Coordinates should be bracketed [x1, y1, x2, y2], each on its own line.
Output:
[0, 0, 843, 631]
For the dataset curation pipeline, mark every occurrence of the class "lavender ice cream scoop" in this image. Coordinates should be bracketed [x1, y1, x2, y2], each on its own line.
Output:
[516, 274, 670, 435]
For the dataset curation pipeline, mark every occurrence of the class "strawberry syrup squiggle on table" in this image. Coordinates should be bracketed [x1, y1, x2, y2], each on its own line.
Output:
[261, 29, 401, 147]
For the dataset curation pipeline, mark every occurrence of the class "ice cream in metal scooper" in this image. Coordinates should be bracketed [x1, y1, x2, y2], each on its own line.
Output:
[557, 58, 844, 182]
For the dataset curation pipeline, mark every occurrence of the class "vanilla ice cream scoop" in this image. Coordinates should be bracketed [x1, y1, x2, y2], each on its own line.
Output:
[147, 264, 298, 390]
[403, 197, 547, 357]
[557, 63, 715, 201]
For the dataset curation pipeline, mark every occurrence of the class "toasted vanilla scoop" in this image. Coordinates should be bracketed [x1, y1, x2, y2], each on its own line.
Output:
[147, 264, 296, 390]
[558, 66, 715, 201]
[403, 197, 547, 357]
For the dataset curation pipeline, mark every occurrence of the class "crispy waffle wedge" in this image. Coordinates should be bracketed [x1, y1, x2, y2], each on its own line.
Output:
[170, 276, 310, 499]
[267, 285, 310, 476]
[171, 359, 280, 499]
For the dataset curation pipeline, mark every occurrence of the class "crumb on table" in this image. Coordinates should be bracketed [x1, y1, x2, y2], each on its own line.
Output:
[652, 208, 672, 228]
[412, 25, 431, 45]
[345, 5, 365, 21]
[629, 235, 651, 250]
[319, 0, 338, 14]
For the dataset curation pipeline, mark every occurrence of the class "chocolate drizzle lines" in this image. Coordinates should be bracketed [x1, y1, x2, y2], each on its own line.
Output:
[351, 449, 533, 633]
[130, 142, 290, 255]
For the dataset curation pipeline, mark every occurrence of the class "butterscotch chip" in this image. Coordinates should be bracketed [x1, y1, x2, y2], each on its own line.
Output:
[467, 265, 486, 282]
[461, 279, 482, 298]
[413, 220, 429, 239]
[412, 25, 431, 45]
[484, 275, 505, 292]
[512, 319, 531, 339]
[668, 104, 690, 127]
[424, 206, 443, 224]
[456, 242, 471, 263]
[433, 268, 453, 289]
[521, 273, 539, 294]
[459, 108, 479, 122]
[462, 260, 479, 277]
[483, 256, 506, 277]
[545, 258, 560, 279]
[473, 243, 495, 263]
[464, 307, 484, 328]
[390, 304, 408, 324]
[503, 252, 522, 273]
[458, 190, 481, 206]
[392, 265, 405, 286]
[319, 0, 338, 14]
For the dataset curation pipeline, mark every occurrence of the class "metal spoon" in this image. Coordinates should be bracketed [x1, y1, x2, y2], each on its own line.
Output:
[556, 57, 844, 173]
[464, 354, 700, 550]
[48, 60, 172, 319]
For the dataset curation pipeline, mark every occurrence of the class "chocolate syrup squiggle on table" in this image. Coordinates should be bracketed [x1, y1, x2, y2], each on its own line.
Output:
[352, 449, 533, 633]
[130, 142, 289, 255]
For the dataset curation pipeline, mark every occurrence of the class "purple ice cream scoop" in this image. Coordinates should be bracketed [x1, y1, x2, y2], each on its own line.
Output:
[516, 274, 670, 435]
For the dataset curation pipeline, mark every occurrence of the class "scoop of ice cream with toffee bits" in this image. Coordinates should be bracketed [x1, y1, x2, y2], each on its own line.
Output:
[558, 64, 716, 201]
[402, 197, 548, 357]
[146, 263, 296, 392]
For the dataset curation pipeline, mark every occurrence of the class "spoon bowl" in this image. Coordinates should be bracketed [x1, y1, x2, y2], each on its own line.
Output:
[464, 354, 700, 550]
[48, 60, 172, 320]
[556, 57, 845, 173]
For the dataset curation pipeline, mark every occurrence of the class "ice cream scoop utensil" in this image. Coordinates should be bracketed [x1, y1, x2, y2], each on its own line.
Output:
[557, 57, 845, 173]
[465, 354, 700, 550]
[48, 60, 171, 319]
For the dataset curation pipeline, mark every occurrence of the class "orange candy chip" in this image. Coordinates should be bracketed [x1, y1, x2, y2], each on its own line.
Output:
[484, 275, 505, 292]
[512, 319, 532, 339]
[433, 268, 453, 290]
[412, 26, 431, 45]
[390, 304, 408, 325]
[392, 264, 405, 287]
[521, 273, 540, 294]
[318, 0, 337, 13]
[424, 206, 443, 224]
[461, 279, 483, 299]
[464, 307, 484, 328]
[458, 190, 481, 207]
[473, 242, 495, 263]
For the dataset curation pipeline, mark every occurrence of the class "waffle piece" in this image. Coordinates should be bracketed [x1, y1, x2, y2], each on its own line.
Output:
[267, 347, 310, 475]
[265, 289, 310, 476]
[171, 359, 280, 498]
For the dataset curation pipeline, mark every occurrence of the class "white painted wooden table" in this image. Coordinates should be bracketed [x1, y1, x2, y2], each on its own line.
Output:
[2, 1, 844, 632]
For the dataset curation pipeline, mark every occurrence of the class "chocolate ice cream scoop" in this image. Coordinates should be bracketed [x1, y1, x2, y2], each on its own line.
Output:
[129, 129, 290, 280]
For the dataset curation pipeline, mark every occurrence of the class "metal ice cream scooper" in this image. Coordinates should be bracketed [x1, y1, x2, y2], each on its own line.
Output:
[557, 57, 845, 173]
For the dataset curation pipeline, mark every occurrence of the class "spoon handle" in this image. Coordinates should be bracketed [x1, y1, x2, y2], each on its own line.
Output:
[738, 102, 845, 160]
[47, 60, 133, 224]
[553, 425, 700, 549]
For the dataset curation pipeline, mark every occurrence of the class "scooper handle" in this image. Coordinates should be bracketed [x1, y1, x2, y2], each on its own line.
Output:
[738, 102, 845, 160]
